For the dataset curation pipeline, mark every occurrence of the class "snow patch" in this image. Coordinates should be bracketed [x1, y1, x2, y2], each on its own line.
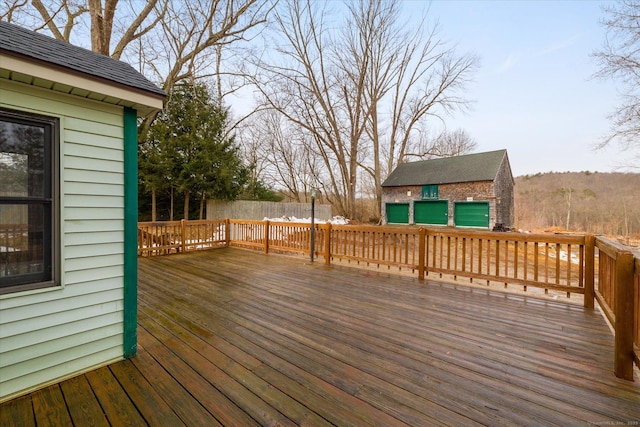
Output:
[547, 250, 580, 265]
[264, 216, 349, 225]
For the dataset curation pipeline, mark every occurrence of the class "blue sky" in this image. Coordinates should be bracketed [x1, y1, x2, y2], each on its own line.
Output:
[406, 1, 625, 176]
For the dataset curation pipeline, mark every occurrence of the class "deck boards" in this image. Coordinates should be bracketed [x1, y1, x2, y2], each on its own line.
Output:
[1, 247, 639, 426]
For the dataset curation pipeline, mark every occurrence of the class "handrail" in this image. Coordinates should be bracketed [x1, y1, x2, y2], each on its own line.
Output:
[421, 228, 591, 300]
[137, 219, 638, 380]
[328, 224, 421, 271]
[138, 219, 227, 256]
[595, 237, 639, 380]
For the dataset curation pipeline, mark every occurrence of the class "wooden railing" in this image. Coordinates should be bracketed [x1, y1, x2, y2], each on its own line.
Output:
[327, 224, 421, 272]
[138, 219, 639, 379]
[422, 229, 593, 300]
[595, 237, 640, 380]
[138, 220, 227, 256]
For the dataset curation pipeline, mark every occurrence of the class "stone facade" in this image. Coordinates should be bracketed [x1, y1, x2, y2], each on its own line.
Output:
[493, 155, 515, 228]
[381, 159, 514, 229]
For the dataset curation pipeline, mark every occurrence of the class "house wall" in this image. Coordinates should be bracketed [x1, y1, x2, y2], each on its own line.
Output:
[0, 79, 126, 401]
[381, 181, 498, 227]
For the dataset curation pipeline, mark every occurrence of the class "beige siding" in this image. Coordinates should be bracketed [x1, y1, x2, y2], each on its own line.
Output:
[0, 79, 126, 400]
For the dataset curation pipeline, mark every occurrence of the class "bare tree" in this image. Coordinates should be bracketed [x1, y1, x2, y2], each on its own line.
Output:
[238, 109, 325, 203]
[250, 0, 477, 218]
[0, 0, 28, 22]
[402, 128, 478, 160]
[2, 0, 165, 59]
[249, 0, 356, 216]
[2, 0, 273, 99]
[349, 1, 478, 216]
[593, 0, 640, 169]
[557, 187, 574, 231]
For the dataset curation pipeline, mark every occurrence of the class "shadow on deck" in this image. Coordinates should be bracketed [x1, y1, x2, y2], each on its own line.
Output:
[2, 248, 639, 426]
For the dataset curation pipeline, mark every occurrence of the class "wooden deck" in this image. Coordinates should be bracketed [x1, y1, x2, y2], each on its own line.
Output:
[2, 248, 639, 426]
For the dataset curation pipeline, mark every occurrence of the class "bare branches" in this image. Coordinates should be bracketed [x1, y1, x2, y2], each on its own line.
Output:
[246, 0, 477, 219]
[593, 0, 640, 166]
[0, 0, 28, 22]
[111, 0, 166, 60]
[404, 129, 478, 160]
[147, 0, 272, 92]
[30, 0, 70, 40]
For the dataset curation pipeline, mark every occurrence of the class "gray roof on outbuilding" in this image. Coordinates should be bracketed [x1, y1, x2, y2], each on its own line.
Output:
[382, 149, 509, 187]
[0, 20, 165, 98]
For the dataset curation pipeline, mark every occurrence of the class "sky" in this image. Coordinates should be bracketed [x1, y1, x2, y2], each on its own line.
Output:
[402, 0, 628, 176]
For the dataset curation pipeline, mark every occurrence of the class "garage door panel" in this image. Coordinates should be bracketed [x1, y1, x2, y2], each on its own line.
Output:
[455, 202, 489, 228]
[415, 200, 448, 225]
[386, 203, 409, 224]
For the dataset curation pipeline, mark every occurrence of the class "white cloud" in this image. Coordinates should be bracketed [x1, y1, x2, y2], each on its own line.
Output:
[537, 33, 582, 56]
[497, 53, 520, 73]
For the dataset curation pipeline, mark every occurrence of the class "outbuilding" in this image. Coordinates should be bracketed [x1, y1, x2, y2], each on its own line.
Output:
[381, 149, 514, 229]
[0, 21, 164, 401]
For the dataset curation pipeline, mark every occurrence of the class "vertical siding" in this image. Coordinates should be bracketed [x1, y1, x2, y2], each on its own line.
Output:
[0, 80, 125, 400]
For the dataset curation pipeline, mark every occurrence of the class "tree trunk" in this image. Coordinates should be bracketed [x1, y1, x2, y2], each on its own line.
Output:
[170, 187, 174, 221]
[151, 188, 157, 222]
[564, 189, 572, 231]
[199, 192, 206, 220]
[184, 190, 190, 220]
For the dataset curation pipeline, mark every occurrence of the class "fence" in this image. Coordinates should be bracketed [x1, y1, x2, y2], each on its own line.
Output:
[207, 200, 333, 221]
[138, 219, 639, 380]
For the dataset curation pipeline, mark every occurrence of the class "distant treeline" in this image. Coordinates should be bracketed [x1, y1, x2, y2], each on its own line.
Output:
[514, 171, 640, 237]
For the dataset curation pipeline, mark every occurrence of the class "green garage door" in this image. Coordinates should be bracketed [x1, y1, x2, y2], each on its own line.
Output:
[454, 202, 489, 228]
[386, 203, 409, 224]
[414, 200, 448, 225]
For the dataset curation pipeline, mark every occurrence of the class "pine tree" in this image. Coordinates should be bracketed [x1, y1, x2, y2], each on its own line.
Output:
[144, 83, 249, 220]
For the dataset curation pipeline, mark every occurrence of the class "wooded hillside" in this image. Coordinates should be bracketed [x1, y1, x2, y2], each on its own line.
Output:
[514, 172, 640, 238]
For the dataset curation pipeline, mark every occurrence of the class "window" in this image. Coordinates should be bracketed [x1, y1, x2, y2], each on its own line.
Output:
[0, 109, 58, 292]
[422, 184, 439, 200]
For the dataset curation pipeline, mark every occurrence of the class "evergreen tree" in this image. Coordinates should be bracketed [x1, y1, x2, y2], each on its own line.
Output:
[145, 83, 249, 220]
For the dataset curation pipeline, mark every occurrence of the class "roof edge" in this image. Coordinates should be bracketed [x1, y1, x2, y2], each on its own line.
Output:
[1, 52, 164, 113]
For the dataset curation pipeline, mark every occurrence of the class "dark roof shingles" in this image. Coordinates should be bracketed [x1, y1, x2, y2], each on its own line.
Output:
[0, 20, 164, 97]
[382, 149, 508, 187]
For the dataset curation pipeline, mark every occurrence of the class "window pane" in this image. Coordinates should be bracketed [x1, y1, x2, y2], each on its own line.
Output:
[0, 110, 53, 290]
[0, 120, 46, 198]
[0, 204, 49, 286]
[422, 185, 438, 200]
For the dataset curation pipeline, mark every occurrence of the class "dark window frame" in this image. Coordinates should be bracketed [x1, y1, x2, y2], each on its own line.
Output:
[0, 108, 59, 294]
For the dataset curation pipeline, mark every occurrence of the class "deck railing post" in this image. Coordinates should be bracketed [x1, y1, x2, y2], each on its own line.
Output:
[225, 219, 230, 247]
[181, 219, 186, 253]
[584, 234, 595, 309]
[264, 220, 270, 254]
[324, 223, 332, 266]
[614, 250, 635, 380]
[418, 228, 426, 280]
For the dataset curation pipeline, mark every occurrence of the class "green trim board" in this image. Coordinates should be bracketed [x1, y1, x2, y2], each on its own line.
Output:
[414, 200, 448, 225]
[386, 203, 409, 224]
[123, 107, 138, 358]
[454, 201, 489, 228]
